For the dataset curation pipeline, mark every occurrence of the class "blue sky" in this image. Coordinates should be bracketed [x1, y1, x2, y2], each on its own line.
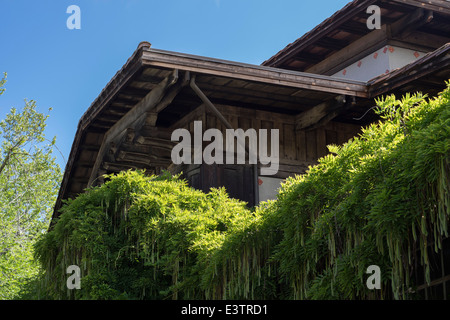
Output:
[0, 0, 350, 168]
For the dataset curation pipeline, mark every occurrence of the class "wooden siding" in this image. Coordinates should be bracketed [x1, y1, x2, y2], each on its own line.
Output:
[169, 102, 361, 190]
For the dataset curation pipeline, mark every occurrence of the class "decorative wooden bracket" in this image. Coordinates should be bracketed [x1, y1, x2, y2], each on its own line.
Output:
[87, 69, 184, 187]
[295, 95, 356, 131]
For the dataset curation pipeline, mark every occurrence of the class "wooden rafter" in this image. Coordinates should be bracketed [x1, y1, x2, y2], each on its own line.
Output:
[391, 0, 450, 12]
[261, 0, 378, 67]
[295, 95, 353, 131]
[87, 70, 179, 187]
[306, 8, 436, 75]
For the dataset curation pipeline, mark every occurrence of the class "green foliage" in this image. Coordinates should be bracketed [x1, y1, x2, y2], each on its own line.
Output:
[34, 170, 255, 299]
[0, 74, 62, 299]
[0, 73, 6, 96]
[268, 83, 450, 299]
[35, 81, 450, 300]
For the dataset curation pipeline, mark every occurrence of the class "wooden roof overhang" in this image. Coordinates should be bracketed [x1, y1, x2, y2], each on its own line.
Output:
[51, 42, 370, 225]
[51, 41, 450, 226]
[262, 0, 450, 75]
[368, 42, 450, 97]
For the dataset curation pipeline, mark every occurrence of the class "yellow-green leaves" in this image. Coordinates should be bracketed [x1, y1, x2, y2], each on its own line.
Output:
[35, 170, 255, 299]
[34, 81, 450, 300]
[0, 77, 62, 299]
[0, 73, 6, 96]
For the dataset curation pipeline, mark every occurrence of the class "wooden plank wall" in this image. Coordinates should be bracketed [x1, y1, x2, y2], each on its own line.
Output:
[168, 102, 362, 205]
[170, 104, 361, 176]
[169, 103, 362, 188]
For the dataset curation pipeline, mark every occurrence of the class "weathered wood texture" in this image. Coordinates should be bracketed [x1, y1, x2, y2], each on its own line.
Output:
[263, 0, 450, 73]
[172, 163, 256, 207]
[169, 103, 361, 179]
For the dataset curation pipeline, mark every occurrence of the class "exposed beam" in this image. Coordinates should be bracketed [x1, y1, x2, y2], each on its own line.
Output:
[306, 25, 390, 75]
[129, 71, 191, 128]
[135, 136, 175, 149]
[157, 74, 190, 114]
[87, 70, 179, 187]
[295, 95, 351, 131]
[78, 43, 146, 132]
[389, 8, 434, 38]
[138, 126, 173, 141]
[145, 112, 159, 127]
[95, 116, 122, 124]
[193, 81, 308, 107]
[262, 0, 378, 67]
[390, 0, 450, 12]
[93, 74, 186, 182]
[306, 8, 435, 75]
[315, 37, 349, 51]
[73, 161, 97, 168]
[190, 76, 234, 131]
[392, 31, 450, 50]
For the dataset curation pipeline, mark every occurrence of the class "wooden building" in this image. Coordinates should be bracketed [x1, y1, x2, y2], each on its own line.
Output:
[52, 0, 450, 297]
[53, 0, 450, 214]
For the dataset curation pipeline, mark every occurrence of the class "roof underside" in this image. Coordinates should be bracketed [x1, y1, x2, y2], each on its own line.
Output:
[262, 0, 450, 74]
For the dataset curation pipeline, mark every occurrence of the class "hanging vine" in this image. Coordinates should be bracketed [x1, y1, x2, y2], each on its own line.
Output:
[35, 81, 450, 300]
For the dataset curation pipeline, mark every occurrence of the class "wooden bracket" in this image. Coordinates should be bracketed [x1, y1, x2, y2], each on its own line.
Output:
[295, 95, 355, 131]
[87, 71, 179, 187]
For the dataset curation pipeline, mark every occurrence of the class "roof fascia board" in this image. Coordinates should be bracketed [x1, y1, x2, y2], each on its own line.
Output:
[142, 48, 369, 98]
[367, 43, 450, 96]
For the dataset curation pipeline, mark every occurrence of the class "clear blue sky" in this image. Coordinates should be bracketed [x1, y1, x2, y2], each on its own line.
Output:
[0, 0, 350, 168]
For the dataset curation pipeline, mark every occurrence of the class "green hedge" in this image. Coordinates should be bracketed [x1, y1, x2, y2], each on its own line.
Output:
[35, 82, 450, 300]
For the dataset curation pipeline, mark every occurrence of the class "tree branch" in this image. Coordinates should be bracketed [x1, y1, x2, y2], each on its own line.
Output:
[0, 137, 31, 176]
[0, 150, 12, 176]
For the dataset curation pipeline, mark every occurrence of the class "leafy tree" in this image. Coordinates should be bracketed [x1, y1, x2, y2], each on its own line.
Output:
[0, 73, 62, 299]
